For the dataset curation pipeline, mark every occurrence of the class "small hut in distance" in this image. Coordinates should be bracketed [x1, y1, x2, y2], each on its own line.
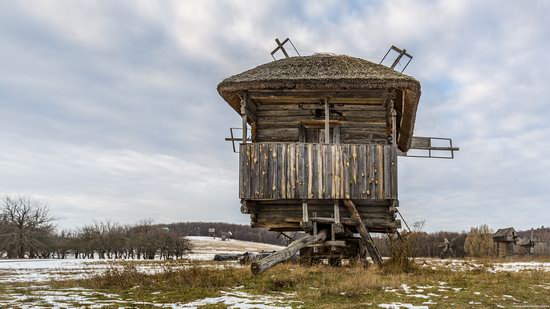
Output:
[493, 227, 519, 257]
[517, 229, 542, 255]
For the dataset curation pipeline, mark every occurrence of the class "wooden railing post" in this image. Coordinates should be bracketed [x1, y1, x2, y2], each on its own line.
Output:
[240, 93, 248, 144]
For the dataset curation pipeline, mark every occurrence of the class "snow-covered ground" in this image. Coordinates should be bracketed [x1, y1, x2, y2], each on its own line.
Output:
[0, 236, 283, 283]
[416, 258, 550, 272]
[0, 285, 298, 309]
[0, 255, 547, 284]
[0, 237, 289, 308]
[0, 250, 548, 308]
[380, 280, 545, 308]
[0, 259, 105, 283]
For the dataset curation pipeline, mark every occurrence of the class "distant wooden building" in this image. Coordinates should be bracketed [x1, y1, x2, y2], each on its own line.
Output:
[517, 229, 543, 255]
[493, 227, 519, 257]
[218, 53, 458, 267]
[517, 238, 534, 255]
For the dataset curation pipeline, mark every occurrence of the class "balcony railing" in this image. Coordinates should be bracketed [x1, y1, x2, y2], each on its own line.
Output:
[239, 143, 397, 200]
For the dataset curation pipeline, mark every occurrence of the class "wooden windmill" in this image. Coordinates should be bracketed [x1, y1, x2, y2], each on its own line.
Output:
[218, 41, 459, 273]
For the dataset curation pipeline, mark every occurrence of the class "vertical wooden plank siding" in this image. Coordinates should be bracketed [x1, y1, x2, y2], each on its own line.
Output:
[307, 144, 313, 198]
[290, 143, 296, 198]
[359, 145, 366, 198]
[383, 146, 391, 199]
[240, 143, 396, 200]
[354, 145, 360, 198]
[391, 146, 398, 199]
[298, 143, 306, 198]
[368, 144, 375, 199]
[264, 144, 269, 198]
[319, 145, 325, 199]
[343, 145, 350, 199]
[376, 145, 384, 199]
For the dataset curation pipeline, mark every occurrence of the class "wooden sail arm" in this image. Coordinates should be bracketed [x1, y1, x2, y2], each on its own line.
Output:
[400, 136, 459, 159]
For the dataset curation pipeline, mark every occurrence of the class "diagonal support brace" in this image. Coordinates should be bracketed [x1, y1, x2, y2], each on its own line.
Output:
[343, 199, 383, 265]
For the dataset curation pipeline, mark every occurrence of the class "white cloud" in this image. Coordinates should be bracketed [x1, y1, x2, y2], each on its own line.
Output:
[0, 137, 239, 228]
[0, 0, 549, 232]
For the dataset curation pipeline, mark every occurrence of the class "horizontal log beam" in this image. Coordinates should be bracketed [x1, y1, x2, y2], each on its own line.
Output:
[251, 229, 328, 274]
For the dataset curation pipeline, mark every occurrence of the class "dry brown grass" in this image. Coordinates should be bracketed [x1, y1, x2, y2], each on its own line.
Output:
[44, 259, 550, 308]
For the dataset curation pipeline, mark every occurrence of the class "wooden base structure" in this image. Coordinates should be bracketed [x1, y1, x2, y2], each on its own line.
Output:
[251, 199, 384, 274]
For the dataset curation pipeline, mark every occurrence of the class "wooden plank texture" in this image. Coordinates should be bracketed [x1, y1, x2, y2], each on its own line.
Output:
[240, 143, 396, 200]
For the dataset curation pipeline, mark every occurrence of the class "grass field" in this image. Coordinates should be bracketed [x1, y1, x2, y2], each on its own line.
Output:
[0, 258, 549, 308]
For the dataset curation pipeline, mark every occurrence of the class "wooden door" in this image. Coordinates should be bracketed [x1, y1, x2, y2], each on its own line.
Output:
[299, 124, 340, 144]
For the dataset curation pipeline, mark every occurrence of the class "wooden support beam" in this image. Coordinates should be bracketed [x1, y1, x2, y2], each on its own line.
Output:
[312, 212, 318, 253]
[332, 200, 340, 251]
[343, 199, 383, 265]
[324, 98, 330, 144]
[302, 200, 308, 223]
[390, 100, 397, 145]
[310, 240, 346, 247]
[240, 94, 248, 144]
[334, 200, 340, 223]
[310, 217, 336, 224]
[251, 229, 328, 275]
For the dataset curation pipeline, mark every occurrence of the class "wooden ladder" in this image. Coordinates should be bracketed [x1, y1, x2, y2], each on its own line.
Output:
[343, 199, 383, 264]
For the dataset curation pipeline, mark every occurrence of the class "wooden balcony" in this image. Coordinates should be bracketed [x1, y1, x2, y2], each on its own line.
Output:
[239, 143, 397, 200]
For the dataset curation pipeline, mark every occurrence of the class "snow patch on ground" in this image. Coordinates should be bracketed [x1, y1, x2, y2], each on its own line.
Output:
[417, 258, 550, 273]
[488, 262, 550, 273]
[0, 286, 299, 309]
[0, 258, 234, 283]
[0, 259, 108, 283]
[178, 290, 299, 309]
[378, 303, 429, 309]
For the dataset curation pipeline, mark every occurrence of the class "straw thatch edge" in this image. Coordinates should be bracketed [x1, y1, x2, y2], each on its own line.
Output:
[217, 55, 421, 151]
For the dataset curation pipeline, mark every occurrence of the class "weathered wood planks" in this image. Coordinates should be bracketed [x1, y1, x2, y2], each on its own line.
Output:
[239, 143, 397, 200]
[253, 97, 390, 144]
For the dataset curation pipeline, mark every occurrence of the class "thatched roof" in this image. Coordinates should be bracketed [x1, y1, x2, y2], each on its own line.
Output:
[493, 227, 519, 241]
[217, 54, 421, 150]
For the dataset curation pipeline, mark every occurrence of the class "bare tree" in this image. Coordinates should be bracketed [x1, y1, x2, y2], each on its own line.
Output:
[464, 224, 494, 257]
[0, 196, 56, 258]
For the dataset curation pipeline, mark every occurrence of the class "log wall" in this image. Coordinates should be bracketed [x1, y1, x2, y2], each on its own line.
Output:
[496, 242, 515, 257]
[239, 143, 397, 200]
[253, 99, 389, 144]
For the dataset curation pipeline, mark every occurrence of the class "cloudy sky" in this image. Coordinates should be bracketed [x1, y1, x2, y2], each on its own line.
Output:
[0, 0, 548, 232]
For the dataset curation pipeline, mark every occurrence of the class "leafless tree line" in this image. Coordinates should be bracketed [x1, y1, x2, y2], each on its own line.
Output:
[2, 196, 548, 259]
[0, 196, 191, 259]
